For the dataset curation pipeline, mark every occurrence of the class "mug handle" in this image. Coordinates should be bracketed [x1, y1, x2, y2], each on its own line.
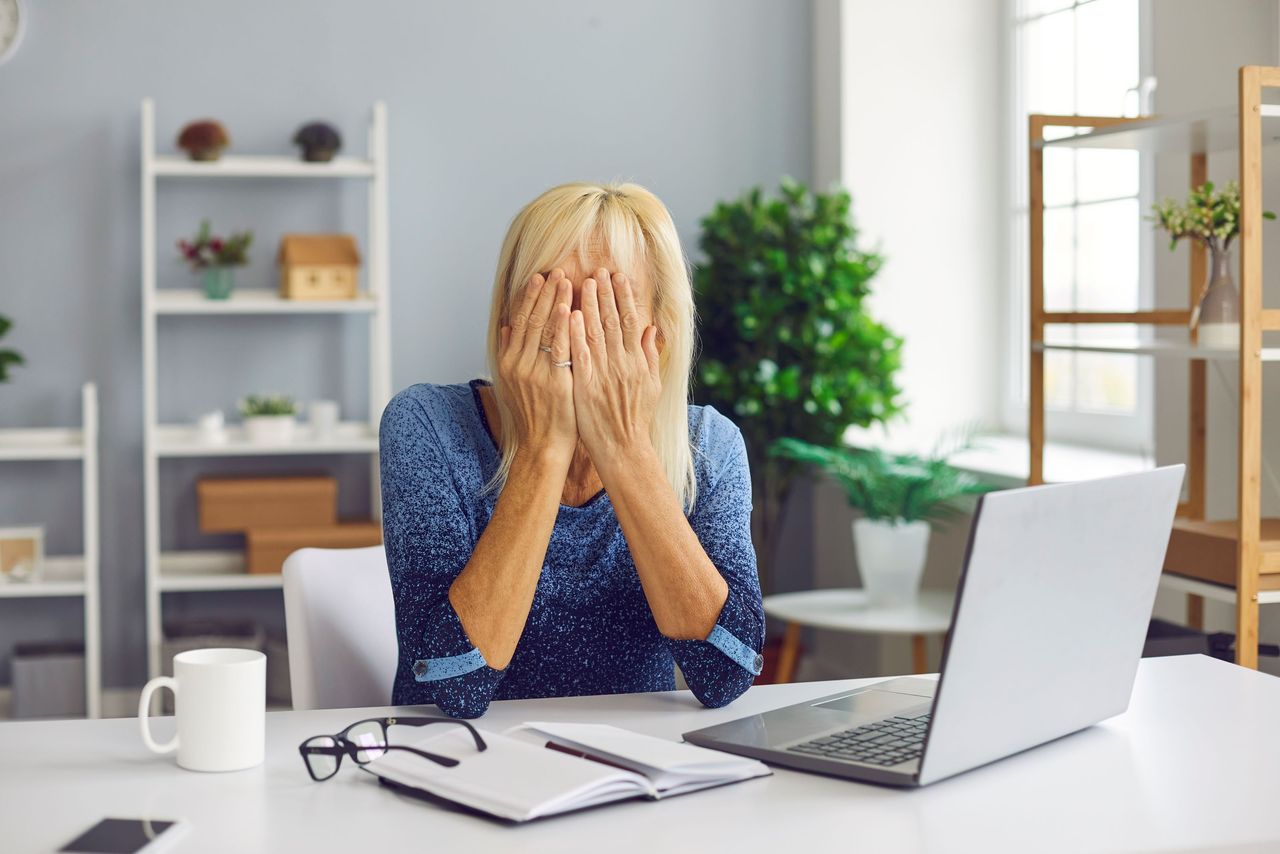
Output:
[138, 676, 179, 754]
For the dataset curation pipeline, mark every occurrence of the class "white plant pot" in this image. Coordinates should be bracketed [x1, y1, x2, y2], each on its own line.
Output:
[1197, 322, 1239, 350]
[853, 518, 930, 607]
[244, 414, 295, 445]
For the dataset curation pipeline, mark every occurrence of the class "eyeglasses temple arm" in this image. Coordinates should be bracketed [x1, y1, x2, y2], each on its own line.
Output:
[376, 744, 460, 768]
[394, 718, 488, 752]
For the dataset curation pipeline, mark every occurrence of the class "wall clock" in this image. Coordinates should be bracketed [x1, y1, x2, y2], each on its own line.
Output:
[0, 0, 25, 67]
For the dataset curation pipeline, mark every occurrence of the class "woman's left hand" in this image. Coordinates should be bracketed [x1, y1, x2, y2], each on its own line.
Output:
[568, 267, 662, 465]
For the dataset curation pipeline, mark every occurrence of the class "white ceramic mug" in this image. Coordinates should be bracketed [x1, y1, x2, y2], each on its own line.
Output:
[138, 648, 266, 772]
[308, 399, 340, 438]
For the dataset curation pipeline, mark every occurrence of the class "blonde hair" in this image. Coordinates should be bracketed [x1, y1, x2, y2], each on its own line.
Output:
[484, 181, 698, 512]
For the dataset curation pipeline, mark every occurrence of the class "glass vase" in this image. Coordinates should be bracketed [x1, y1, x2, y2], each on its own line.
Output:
[1192, 246, 1240, 349]
[202, 266, 235, 300]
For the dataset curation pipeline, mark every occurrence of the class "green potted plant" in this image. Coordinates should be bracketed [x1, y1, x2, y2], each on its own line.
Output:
[0, 315, 23, 383]
[1150, 180, 1274, 349]
[178, 220, 253, 300]
[694, 178, 903, 587]
[239, 394, 297, 445]
[771, 437, 993, 605]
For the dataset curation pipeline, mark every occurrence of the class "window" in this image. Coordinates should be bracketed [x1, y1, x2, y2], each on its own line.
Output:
[1006, 0, 1152, 451]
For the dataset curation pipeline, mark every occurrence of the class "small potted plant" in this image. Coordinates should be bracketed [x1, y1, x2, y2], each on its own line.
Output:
[0, 315, 23, 383]
[177, 120, 230, 161]
[239, 394, 297, 445]
[1150, 180, 1275, 349]
[293, 121, 342, 162]
[771, 437, 993, 606]
[178, 220, 253, 300]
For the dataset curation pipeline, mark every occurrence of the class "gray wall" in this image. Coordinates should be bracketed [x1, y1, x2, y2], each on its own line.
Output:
[0, 0, 813, 688]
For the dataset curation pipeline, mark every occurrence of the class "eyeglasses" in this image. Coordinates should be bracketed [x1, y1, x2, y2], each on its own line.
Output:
[298, 715, 487, 782]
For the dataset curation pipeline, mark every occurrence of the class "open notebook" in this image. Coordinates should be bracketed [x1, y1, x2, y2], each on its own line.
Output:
[365, 721, 771, 822]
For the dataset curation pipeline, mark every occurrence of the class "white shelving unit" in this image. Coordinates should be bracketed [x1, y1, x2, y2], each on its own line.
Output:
[0, 383, 101, 717]
[140, 99, 392, 679]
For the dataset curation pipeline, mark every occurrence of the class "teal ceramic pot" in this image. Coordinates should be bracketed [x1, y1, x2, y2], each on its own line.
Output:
[202, 266, 235, 300]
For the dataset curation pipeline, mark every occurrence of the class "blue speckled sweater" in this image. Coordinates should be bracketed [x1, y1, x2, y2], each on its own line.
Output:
[378, 380, 765, 719]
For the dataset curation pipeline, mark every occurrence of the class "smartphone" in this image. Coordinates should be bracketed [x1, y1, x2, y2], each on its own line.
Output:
[58, 818, 187, 853]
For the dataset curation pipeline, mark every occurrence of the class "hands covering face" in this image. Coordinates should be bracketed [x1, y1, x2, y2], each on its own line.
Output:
[497, 267, 660, 461]
[568, 267, 662, 460]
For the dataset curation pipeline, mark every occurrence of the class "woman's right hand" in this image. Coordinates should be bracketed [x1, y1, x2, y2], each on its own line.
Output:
[498, 269, 576, 459]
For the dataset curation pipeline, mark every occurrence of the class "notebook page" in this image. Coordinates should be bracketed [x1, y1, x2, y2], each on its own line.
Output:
[519, 722, 771, 792]
[365, 727, 653, 822]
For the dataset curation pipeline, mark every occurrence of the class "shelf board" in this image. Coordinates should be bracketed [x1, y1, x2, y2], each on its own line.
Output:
[151, 155, 375, 178]
[154, 422, 378, 458]
[1164, 518, 1280, 593]
[0, 556, 87, 598]
[1160, 571, 1280, 606]
[1035, 340, 1280, 361]
[152, 289, 377, 315]
[158, 550, 282, 592]
[0, 428, 85, 461]
[1037, 105, 1280, 154]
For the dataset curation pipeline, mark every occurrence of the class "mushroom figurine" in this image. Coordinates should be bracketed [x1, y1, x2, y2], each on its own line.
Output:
[293, 122, 342, 163]
[176, 120, 230, 161]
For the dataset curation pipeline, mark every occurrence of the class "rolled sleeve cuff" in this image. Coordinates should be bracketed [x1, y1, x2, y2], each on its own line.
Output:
[413, 647, 488, 682]
[706, 624, 764, 675]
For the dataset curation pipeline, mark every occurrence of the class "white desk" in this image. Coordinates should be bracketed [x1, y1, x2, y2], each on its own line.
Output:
[1, 655, 1277, 853]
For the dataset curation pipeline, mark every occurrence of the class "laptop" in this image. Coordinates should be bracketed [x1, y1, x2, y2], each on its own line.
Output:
[683, 466, 1185, 788]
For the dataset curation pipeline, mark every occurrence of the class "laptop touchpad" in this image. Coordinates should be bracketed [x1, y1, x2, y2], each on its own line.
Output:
[813, 678, 937, 717]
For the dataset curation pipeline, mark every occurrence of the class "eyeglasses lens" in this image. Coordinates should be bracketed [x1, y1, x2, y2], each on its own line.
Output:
[347, 721, 389, 764]
[303, 735, 339, 780]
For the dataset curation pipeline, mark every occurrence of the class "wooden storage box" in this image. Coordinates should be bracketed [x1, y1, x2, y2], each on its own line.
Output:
[197, 476, 337, 534]
[244, 521, 383, 574]
[277, 233, 361, 300]
[1164, 517, 1280, 590]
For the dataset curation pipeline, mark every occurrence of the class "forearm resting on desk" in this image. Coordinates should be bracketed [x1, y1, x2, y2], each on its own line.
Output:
[448, 447, 568, 670]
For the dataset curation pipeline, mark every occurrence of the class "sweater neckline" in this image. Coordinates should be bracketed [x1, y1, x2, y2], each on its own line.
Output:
[467, 379, 609, 512]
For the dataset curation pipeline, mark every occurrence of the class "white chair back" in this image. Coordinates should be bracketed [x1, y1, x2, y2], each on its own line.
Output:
[282, 545, 398, 711]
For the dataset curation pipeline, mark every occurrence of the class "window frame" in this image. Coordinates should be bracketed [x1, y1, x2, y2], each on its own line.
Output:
[1000, 0, 1156, 453]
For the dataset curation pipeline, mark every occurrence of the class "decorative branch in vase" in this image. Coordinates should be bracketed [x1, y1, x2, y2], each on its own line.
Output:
[177, 220, 253, 301]
[1150, 181, 1274, 349]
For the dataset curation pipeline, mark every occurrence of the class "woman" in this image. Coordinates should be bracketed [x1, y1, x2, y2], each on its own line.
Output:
[379, 182, 764, 719]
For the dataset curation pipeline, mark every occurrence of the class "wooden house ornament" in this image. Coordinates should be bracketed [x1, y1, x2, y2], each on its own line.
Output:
[277, 233, 361, 300]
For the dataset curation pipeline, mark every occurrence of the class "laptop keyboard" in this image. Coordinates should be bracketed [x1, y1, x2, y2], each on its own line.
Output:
[787, 714, 931, 767]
